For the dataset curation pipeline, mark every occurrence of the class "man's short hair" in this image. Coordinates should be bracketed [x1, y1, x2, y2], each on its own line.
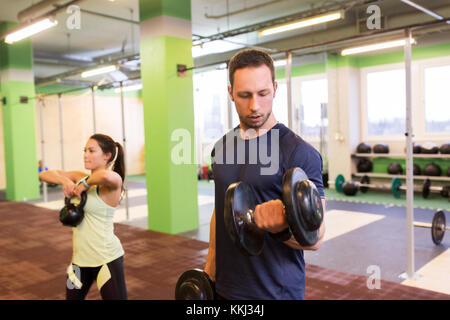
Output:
[228, 49, 275, 88]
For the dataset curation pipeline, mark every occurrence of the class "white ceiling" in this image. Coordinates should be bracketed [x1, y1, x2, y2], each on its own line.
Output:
[1, 0, 449, 83]
[0, 0, 140, 57]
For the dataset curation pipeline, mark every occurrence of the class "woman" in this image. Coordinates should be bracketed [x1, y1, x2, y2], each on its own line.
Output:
[39, 133, 127, 300]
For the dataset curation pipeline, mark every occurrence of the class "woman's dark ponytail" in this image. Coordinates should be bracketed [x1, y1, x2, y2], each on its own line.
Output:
[113, 141, 125, 185]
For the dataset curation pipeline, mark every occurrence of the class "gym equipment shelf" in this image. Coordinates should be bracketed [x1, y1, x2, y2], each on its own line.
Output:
[352, 153, 450, 159]
[353, 172, 450, 182]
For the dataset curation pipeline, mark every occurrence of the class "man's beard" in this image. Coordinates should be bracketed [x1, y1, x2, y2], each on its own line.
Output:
[239, 111, 271, 130]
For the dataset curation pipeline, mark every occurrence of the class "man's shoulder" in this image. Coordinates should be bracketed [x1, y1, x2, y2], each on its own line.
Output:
[278, 123, 313, 153]
[276, 124, 321, 168]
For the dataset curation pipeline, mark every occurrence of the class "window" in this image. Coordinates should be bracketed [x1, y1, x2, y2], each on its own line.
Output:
[273, 81, 288, 126]
[299, 78, 328, 140]
[366, 68, 405, 136]
[193, 69, 228, 141]
[193, 68, 229, 165]
[424, 65, 450, 133]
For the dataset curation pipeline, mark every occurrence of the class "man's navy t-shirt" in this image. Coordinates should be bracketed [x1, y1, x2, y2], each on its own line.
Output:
[211, 122, 324, 300]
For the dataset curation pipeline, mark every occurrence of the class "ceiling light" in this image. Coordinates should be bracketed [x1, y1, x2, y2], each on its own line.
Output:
[4, 17, 57, 44]
[114, 83, 142, 93]
[341, 38, 416, 56]
[81, 65, 118, 78]
[259, 10, 344, 37]
[401, 0, 446, 21]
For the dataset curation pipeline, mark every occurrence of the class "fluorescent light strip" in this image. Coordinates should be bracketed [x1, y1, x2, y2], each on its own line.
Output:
[5, 17, 57, 44]
[401, 0, 443, 20]
[401, 0, 450, 25]
[274, 59, 287, 67]
[114, 83, 142, 93]
[259, 11, 344, 37]
[341, 38, 415, 56]
[81, 65, 117, 78]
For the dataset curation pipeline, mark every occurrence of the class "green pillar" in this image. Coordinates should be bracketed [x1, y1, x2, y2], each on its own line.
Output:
[139, 0, 199, 234]
[0, 22, 40, 201]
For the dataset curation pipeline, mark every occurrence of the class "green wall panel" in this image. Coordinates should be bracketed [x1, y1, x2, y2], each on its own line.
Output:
[1, 81, 40, 200]
[372, 157, 450, 177]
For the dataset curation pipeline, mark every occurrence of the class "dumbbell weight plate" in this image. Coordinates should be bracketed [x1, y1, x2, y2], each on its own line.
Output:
[224, 181, 264, 256]
[175, 269, 215, 300]
[360, 175, 370, 193]
[282, 168, 323, 247]
[431, 210, 446, 245]
[335, 174, 345, 193]
[422, 179, 431, 199]
[391, 178, 402, 199]
[441, 185, 450, 198]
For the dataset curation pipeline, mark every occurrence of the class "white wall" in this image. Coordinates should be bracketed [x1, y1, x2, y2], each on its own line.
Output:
[0, 93, 146, 190]
[327, 66, 361, 182]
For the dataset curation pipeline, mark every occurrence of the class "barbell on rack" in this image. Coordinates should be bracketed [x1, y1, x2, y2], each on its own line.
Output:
[334, 174, 449, 199]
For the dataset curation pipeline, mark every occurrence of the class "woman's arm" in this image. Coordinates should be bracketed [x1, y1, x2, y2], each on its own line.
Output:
[39, 170, 86, 185]
[72, 170, 122, 198]
[84, 170, 122, 190]
[39, 170, 87, 198]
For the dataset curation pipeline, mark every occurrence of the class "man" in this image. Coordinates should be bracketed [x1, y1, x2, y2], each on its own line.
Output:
[204, 49, 326, 300]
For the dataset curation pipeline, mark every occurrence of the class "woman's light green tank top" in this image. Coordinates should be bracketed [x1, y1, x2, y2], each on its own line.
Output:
[72, 178, 124, 267]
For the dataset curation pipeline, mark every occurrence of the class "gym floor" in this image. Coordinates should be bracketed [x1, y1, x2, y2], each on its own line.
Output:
[1, 176, 449, 299]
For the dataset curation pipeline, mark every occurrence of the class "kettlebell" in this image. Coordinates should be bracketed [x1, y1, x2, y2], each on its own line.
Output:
[59, 191, 87, 227]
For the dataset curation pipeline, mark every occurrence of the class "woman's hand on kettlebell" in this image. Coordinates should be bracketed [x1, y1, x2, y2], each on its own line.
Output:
[73, 183, 88, 198]
[62, 180, 76, 198]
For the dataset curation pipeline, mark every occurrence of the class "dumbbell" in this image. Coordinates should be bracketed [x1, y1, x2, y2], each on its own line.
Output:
[422, 180, 450, 199]
[175, 269, 215, 300]
[335, 175, 402, 197]
[224, 167, 324, 256]
[392, 178, 448, 199]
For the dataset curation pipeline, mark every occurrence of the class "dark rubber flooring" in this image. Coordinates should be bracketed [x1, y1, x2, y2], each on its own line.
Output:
[0, 201, 448, 300]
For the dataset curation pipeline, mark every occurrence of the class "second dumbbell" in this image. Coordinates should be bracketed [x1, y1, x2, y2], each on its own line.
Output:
[224, 167, 324, 256]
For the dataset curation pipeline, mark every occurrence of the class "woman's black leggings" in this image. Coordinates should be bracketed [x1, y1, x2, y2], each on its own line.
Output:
[66, 256, 127, 300]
